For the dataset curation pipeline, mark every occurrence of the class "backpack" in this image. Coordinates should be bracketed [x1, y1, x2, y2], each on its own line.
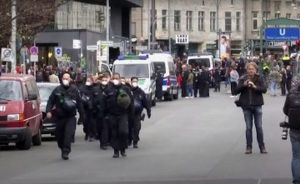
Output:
[287, 92, 300, 130]
[117, 89, 131, 110]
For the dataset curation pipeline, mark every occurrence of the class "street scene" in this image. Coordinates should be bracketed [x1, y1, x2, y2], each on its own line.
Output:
[1, 0, 300, 184]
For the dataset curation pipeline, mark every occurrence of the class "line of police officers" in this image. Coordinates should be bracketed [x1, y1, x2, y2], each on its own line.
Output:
[46, 72, 151, 160]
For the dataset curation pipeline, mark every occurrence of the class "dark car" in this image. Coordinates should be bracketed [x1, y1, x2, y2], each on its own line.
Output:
[37, 83, 60, 137]
[0, 74, 42, 150]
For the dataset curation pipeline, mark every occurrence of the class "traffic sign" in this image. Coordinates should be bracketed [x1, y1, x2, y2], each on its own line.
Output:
[1, 48, 12, 62]
[175, 34, 189, 44]
[73, 39, 82, 49]
[30, 55, 38, 62]
[265, 28, 300, 41]
[30, 46, 38, 55]
[55, 47, 63, 58]
[87, 45, 97, 51]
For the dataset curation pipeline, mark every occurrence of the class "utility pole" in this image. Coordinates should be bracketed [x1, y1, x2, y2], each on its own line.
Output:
[148, 0, 151, 50]
[151, 0, 156, 50]
[106, 0, 110, 41]
[216, 0, 221, 58]
[168, 0, 171, 53]
[11, 0, 17, 73]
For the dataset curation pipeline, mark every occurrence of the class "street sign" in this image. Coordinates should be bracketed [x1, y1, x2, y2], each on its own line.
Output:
[54, 47, 63, 58]
[87, 45, 98, 51]
[30, 55, 38, 62]
[73, 39, 82, 49]
[1, 48, 12, 62]
[97, 41, 113, 62]
[175, 34, 189, 44]
[30, 46, 38, 55]
[265, 28, 300, 41]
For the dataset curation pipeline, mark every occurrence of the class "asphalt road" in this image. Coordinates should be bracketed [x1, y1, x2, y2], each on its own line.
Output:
[0, 88, 293, 184]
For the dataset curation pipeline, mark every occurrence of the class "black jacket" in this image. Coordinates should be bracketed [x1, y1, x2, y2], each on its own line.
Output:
[104, 84, 134, 116]
[132, 86, 151, 115]
[79, 85, 95, 111]
[46, 84, 84, 118]
[283, 88, 300, 130]
[235, 74, 267, 107]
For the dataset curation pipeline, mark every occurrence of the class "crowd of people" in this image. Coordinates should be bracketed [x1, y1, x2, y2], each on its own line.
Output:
[46, 71, 151, 160]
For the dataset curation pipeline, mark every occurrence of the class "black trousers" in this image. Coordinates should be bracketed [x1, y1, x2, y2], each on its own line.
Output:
[194, 85, 200, 97]
[109, 114, 129, 151]
[281, 81, 286, 95]
[97, 116, 109, 146]
[83, 111, 96, 138]
[182, 83, 187, 97]
[55, 116, 76, 154]
[128, 114, 142, 145]
[214, 82, 221, 92]
[231, 82, 237, 95]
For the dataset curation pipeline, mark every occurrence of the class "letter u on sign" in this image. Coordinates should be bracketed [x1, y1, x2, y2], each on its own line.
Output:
[279, 29, 286, 36]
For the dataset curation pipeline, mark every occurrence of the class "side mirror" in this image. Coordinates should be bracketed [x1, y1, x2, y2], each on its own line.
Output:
[28, 94, 38, 101]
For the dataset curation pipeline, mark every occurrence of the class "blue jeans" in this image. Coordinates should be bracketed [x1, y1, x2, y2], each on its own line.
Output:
[290, 130, 300, 184]
[242, 106, 265, 148]
[186, 84, 193, 97]
[270, 81, 277, 96]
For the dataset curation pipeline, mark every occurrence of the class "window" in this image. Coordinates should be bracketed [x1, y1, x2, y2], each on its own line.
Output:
[162, 10, 167, 30]
[275, 12, 280, 18]
[186, 11, 193, 31]
[236, 12, 240, 32]
[113, 64, 150, 78]
[131, 22, 136, 35]
[95, 10, 104, 24]
[252, 11, 258, 30]
[286, 13, 291, 19]
[0, 80, 22, 101]
[174, 10, 181, 31]
[198, 11, 205, 31]
[263, 11, 270, 20]
[210, 11, 216, 32]
[231, 0, 234, 5]
[298, 14, 300, 20]
[274, 1, 281, 11]
[225, 12, 231, 32]
[202, 0, 205, 6]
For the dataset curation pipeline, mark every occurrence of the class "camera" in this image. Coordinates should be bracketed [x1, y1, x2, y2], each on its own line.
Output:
[280, 121, 290, 140]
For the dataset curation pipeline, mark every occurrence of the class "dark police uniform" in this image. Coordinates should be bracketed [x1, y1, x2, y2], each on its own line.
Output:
[130, 86, 151, 147]
[104, 84, 134, 157]
[46, 84, 84, 158]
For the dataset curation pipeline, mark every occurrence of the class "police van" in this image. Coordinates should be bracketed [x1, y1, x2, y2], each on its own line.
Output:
[112, 55, 157, 106]
[187, 54, 214, 71]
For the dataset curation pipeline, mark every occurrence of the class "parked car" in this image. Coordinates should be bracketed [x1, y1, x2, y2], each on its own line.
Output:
[37, 82, 60, 137]
[0, 74, 42, 150]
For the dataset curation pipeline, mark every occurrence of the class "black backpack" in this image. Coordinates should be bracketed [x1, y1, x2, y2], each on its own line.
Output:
[287, 92, 300, 130]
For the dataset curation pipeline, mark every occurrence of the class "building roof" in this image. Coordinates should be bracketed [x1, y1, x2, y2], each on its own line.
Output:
[74, 0, 142, 7]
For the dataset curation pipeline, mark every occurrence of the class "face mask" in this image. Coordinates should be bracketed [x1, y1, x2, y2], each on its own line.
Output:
[132, 82, 138, 88]
[85, 82, 92, 86]
[121, 82, 126, 85]
[62, 79, 69, 86]
[101, 81, 108, 86]
[113, 80, 120, 86]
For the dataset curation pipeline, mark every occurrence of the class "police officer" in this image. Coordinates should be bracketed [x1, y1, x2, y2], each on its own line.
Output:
[130, 77, 151, 148]
[80, 76, 97, 141]
[46, 73, 84, 160]
[104, 73, 134, 158]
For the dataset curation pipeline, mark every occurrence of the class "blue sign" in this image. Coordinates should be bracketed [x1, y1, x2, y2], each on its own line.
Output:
[265, 28, 300, 41]
[55, 47, 62, 58]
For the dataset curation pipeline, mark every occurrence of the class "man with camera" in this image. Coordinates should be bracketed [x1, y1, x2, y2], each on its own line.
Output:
[283, 79, 300, 184]
[46, 73, 85, 160]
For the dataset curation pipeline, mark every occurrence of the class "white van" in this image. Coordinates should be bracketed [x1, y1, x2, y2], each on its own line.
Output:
[112, 56, 156, 106]
[148, 53, 179, 101]
[187, 54, 214, 71]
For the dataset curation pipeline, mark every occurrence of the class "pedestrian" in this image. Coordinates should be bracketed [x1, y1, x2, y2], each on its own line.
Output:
[104, 73, 134, 158]
[269, 66, 281, 96]
[213, 66, 222, 92]
[234, 62, 268, 154]
[193, 67, 200, 97]
[186, 68, 194, 98]
[49, 70, 60, 83]
[181, 65, 189, 98]
[199, 66, 210, 97]
[283, 77, 300, 184]
[80, 76, 97, 141]
[230, 66, 239, 97]
[287, 65, 293, 93]
[155, 69, 163, 101]
[280, 67, 287, 96]
[46, 73, 85, 160]
[129, 77, 151, 148]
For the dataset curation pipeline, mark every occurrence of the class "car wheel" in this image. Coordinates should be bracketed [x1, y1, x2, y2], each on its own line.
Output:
[32, 127, 42, 146]
[16, 128, 32, 150]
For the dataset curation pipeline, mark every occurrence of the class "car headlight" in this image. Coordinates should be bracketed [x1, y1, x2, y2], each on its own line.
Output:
[7, 114, 20, 121]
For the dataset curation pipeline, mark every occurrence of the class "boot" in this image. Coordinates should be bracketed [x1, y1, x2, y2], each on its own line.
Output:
[260, 146, 268, 154]
[113, 149, 119, 158]
[120, 149, 127, 157]
[245, 146, 252, 154]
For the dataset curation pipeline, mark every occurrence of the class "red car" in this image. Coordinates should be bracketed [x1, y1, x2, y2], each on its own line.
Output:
[0, 74, 42, 150]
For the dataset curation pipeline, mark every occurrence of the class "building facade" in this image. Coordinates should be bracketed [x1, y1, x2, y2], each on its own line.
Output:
[131, 0, 300, 57]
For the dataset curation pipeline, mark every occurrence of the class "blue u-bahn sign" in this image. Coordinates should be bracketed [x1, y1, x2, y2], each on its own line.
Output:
[265, 28, 300, 41]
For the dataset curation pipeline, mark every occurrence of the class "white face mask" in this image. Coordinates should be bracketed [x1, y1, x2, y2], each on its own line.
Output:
[85, 82, 92, 86]
[62, 79, 69, 86]
[101, 81, 108, 86]
[132, 82, 138, 88]
[113, 80, 120, 86]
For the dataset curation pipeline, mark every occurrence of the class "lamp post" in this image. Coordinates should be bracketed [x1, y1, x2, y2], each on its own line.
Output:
[11, 0, 17, 73]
